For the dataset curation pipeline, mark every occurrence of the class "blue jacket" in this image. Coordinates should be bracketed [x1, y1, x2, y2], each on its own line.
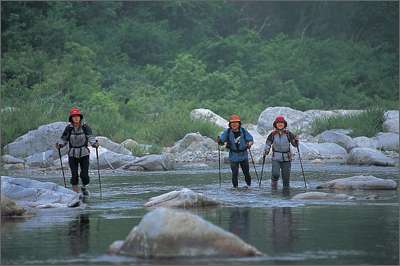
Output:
[219, 127, 254, 162]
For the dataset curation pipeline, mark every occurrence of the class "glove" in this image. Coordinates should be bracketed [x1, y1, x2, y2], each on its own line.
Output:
[246, 141, 253, 148]
[92, 141, 99, 148]
[216, 136, 224, 146]
[294, 136, 300, 146]
[264, 149, 270, 157]
[55, 143, 64, 149]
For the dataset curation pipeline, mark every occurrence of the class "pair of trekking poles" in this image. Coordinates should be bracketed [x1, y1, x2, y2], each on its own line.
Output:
[217, 144, 307, 189]
[57, 140, 103, 199]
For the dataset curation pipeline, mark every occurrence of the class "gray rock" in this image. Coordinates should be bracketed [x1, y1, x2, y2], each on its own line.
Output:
[316, 130, 356, 151]
[257, 107, 304, 134]
[353, 136, 378, 149]
[295, 142, 348, 160]
[121, 139, 139, 151]
[3, 122, 68, 158]
[374, 132, 399, 151]
[292, 192, 354, 200]
[96, 136, 132, 155]
[25, 150, 55, 168]
[144, 188, 222, 208]
[383, 110, 399, 133]
[108, 208, 263, 258]
[190, 108, 227, 128]
[1, 196, 27, 216]
[316, 175, 397, 190]
[347, 147, 395, 166]
[1, 176, 80, 208]
[88, 146, 135, 170]
[2, 154, 25, 164]
[122, 154, 174, 171]
[3, 163, 25, 170]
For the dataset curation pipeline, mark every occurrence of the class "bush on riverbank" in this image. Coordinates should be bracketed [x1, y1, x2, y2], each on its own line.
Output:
[310, 107, 385, 137]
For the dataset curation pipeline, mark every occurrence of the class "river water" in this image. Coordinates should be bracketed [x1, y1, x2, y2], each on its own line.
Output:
[2, 163, 399, 265]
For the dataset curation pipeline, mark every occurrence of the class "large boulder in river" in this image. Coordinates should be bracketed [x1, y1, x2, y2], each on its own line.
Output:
[25, 150, 55, 168]
[294, 142, 348, 160]
[374, 132, 399, 151]
[316, 130, 356, 151]
[3, 122, 68, 158]
[256, 107, 361, 134]
[109, 208, 263, 258]
[1, 176, 80, 208]
[144, 188, 222, 208]
[347, 148, 395, 166]
[122, 154, 174, 171]
[88, 146, 135, 170]
[96, 136, 132, 155]
[168, 132, 218, 162]
[292, 192, 354, 200]
[383, 110, 399, 133]
[1, 196, 27, 216]
[316, 175, 397, 190]
[353, 136, 378, 149]
[190, 108, 227, 128]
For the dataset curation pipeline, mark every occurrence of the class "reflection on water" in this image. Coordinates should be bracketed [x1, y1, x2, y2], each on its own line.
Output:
[271, 207, 294, 253]
[68, 213, 90, 256]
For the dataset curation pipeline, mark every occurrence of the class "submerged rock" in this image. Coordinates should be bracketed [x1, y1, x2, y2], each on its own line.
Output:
[1, 176, 80, 208]
[122, 154, 174, 171]
[316, 175, 397, 190]
[144, 188, 221, 208]
[109, 208, 263, 258]
[1, 196, 27, 216]
[292, 192, 354, 200]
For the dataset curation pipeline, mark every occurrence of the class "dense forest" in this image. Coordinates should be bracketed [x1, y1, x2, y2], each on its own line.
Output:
[1, 1, 398, 147]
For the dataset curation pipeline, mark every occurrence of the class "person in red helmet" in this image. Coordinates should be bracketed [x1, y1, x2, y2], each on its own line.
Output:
[55, 107, 99, 196]
[217, 114, 254, 188]
[263, 115, 299, 189]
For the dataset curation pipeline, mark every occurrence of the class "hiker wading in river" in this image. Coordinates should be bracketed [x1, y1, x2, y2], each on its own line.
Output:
[264, 115, 299, 189]
[218, 115, 254, 188]
[56, 107, 99, 196]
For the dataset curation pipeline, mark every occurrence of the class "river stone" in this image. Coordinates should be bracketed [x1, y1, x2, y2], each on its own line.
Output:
[144, 188, 221, 208]
[1, 176, 80, 208]
[109, 208, 263, 258]
[316, 175, 397, 190]
[1, 196, 27, 216]
[121, 139, 139, 151]
[190, 108, 227, 128]
[383, 110, 399, 133]
[347, 148, 395, 166]
[295, 142, 348, 160]
[3, 121, 68, 158]
[122, 154, 174, 171]
[88, 146, 135, 170]
[2, 154, 25, 164]
[292, 192, 354, 200]
[3, 163, 25, 170]
[257, 107, 304, 134]
[96, 136, 132, 155]
[316, 130, 356, 151]
[374, 132, 399, 151]
[353, 136, 378, 149]
[25, 150, 55, 168]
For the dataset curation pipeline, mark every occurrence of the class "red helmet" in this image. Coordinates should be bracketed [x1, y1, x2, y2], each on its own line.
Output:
[229, 114, 241, 123]
[273, 115, 287, 128]
[69, 107, 83, 122]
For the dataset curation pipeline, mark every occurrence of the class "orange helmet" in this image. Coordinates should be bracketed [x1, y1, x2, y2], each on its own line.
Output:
[229, 114, 241, 123]
[69, 107, 83, 122]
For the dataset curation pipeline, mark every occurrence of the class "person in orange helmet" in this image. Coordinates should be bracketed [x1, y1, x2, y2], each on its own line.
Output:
[56, 107, 99, 196]
[264, 115, 299, 189]
[217, 114, 254, 188]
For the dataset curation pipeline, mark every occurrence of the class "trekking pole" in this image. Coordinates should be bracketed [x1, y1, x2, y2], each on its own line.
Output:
[247, 147, 260, 184]
[57, 146, 67, 188]
[296, 145, 307, 189]
[259, 154, 266, 188]
[95, 141, 103, 199]
[218, 144, 222, 188]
